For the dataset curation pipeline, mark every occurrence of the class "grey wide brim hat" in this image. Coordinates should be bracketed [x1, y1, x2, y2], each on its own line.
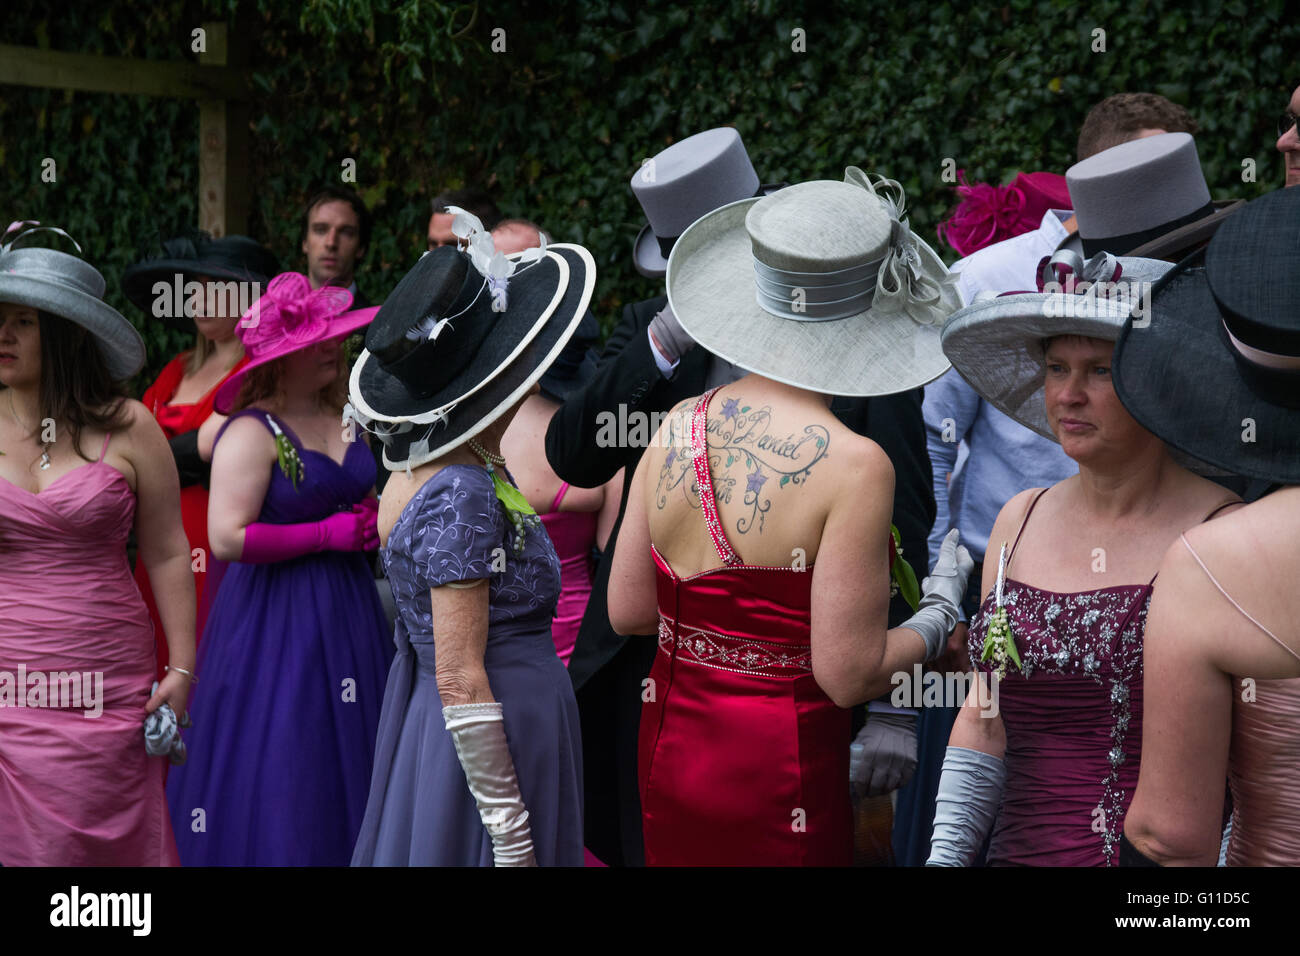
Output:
[665, 175, 961, 397]
[0, 247, 145, 380]
[941, 255, 1222, 473]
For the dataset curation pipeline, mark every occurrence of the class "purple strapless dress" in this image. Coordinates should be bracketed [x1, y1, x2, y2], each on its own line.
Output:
[166, 409, 393, 865]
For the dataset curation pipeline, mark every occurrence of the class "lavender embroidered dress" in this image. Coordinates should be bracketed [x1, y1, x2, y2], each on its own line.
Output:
[351, 465, 584, 866]
[166, 410, 393, 865]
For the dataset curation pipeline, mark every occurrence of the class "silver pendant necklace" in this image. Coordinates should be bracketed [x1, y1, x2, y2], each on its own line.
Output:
[7, 391, 51, 469]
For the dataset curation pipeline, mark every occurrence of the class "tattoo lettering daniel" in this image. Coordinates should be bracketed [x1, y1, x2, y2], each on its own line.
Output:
[655, 396, 830, 535]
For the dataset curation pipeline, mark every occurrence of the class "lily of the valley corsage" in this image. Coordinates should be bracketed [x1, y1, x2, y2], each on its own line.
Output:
[266, 414, 305, 491]
[981, 541, 1021, 679]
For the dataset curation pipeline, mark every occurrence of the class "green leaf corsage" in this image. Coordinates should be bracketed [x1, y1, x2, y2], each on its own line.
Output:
[266, 415, 305, 491]
[980, 541, 1021, 679]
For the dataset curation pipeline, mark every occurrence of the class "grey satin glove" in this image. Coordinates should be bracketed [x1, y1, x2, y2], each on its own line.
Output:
[927, 746, 1006, 866]
[850, 711, 918, 797]
[443, 702, 537, 867]
[900, 528, 975, 660]
[648, 303, 695, 366]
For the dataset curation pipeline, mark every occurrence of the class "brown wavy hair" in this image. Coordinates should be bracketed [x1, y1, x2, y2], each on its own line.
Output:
[16, 310, 132, 463]
[229, 353, 349, 413]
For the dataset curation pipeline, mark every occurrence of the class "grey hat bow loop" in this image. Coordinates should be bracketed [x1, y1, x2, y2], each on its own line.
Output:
[2, 220, 84, 255]
[844, 167, 955, 327]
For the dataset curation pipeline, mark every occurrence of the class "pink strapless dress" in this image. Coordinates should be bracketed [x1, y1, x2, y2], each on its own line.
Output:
[0, 435, 179, 866]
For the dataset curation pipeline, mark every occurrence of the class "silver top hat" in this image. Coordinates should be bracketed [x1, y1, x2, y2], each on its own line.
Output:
[630, 127, 761, 279]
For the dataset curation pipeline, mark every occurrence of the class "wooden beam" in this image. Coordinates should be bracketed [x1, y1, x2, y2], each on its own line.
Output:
[0, 42, 247, 100]
[197, 22, 249, 237]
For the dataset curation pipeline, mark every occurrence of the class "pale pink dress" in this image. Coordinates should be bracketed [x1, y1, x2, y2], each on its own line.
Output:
[0, 433, 179, 865]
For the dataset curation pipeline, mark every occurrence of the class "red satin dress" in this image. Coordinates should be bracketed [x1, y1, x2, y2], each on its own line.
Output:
[637, 388, 852, 866]
[133, 351, 248, 679]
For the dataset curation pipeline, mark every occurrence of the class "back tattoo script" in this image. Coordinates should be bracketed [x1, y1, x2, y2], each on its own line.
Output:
[655, 396, 830, 535]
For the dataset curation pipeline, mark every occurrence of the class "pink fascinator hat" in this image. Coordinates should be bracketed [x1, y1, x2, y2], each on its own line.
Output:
[937, 171, 1072, 258]
[215, 272, 379, 413]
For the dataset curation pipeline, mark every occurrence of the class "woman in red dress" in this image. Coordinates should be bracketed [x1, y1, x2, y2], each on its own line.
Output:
[607, 172, 973, 865]
[122, 234, 277, 677]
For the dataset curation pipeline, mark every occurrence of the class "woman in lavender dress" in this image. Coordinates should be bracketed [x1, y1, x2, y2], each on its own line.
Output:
[927, 255, 1241, 866]
[349, 231, 594, 866]
[166, 274, 391, 865]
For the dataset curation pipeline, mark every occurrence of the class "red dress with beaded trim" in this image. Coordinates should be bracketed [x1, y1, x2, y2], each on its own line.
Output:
[636, 388, 852, 866]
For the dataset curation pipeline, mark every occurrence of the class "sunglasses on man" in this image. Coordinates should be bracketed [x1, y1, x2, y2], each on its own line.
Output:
[1279, 111, 1299, 138]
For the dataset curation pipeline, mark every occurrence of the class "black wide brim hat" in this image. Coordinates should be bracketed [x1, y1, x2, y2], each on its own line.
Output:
[1114, 190, 1300, 485]
[348, 243, 595, 470]
[537, 308, 600, 402]
[122, 232, 280, 331]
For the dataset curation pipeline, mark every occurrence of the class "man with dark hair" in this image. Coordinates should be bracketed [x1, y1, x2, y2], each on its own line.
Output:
[300, 185, 373, 307]
[428, 188, 502, 249]
[1076, 92, 1197, 160]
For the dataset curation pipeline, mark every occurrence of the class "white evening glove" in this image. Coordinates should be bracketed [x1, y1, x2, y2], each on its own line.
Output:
[927, 746, 1005, 866]
[900, 528, 975, 660]
[850, 712, 919, 797]
[443, 702, 537, 866]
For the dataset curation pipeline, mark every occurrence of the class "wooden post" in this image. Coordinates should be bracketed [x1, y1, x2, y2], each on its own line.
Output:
[197, 21, 250, 237]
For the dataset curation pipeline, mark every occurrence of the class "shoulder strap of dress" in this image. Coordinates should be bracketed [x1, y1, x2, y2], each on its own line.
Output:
[1006, 487, 1049, 565]
[1180, 533, 1300, 664]
[549, 481, 570, 514]
[214, 407, 284, 449]
[690, 387, 741, 567]
[97, 432, 112, 463]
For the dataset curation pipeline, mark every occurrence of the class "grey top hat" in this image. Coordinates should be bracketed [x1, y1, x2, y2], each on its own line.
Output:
[0, 226, 145, 381]
[665, 167, 961, 397]
[631, 127, 762, 279]
[1063, 132, 1240, 259]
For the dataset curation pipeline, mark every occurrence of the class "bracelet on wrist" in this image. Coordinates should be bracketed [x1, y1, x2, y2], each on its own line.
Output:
[166, 664, 198, 684]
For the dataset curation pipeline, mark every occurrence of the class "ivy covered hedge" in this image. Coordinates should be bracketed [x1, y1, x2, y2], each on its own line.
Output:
[2, 0, 1295, 392]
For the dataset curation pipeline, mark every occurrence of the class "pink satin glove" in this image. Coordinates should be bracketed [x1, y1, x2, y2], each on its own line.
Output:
[240, 500, 380, 563]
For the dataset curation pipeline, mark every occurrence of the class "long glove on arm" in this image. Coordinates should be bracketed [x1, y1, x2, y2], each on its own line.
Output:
[239, 500, 379, 563]
[443, 702, 537, 867]
[927, 746, 1005, 866]
[899, 528, 974, 660]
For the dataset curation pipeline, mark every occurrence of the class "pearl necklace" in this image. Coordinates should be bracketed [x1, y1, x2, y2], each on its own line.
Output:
[467, 436, 506, 466]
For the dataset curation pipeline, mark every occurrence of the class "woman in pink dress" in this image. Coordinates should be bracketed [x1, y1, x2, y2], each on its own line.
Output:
[929, 254, 1240, 866]
[0, 227, 195, 866]
[1116, 188, 1300, 866]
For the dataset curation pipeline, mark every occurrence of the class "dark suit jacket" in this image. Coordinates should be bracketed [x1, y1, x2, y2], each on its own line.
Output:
[547, 295, 936, 691]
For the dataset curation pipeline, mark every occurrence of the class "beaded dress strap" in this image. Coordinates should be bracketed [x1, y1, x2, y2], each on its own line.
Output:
[1181, 533, 1300, 665]
[691, 387, 741, 567]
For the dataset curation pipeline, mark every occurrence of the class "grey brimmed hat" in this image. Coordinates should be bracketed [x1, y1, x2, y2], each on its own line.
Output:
[664, 167, 960, 396]
[631, 127, 774, 279]
[0, 224, 145, 380]
[942, 253, 1172, 441]
[1059, 132, 1242, 260]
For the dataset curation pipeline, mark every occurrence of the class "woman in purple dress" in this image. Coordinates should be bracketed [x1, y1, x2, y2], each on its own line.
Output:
[348, 229, 595, 866]
[928, 255, 1240, 866]
[165, 273, 390, 865]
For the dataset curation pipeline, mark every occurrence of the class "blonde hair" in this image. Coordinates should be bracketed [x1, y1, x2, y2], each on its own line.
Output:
[184, 331, 215, 376]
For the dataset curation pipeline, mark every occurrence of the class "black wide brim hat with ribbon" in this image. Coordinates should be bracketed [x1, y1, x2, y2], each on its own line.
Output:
[348, 242, 595, 470]
[122, 231, 280, 332]
[1114, 187, 1300, 485]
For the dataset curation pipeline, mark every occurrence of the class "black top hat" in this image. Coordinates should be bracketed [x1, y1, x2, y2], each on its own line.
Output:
[122, 231, 279, 331]
[1114, 186, 1300, 484]
[348, 242, 595, 470]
